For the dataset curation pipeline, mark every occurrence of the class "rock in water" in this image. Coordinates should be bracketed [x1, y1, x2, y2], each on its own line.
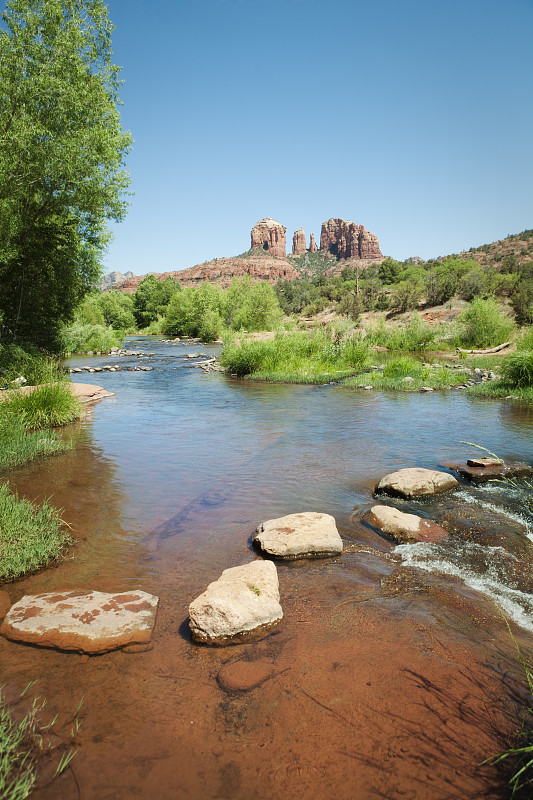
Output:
[250, 218, 287, 257]
[292, 227, 307, 255]
[217, 658, 275, 692]
[376, 468, 458, 498]
[188, 561, 283, 645]
[364, 505, 448, 544]
[0, 590, 159, 654]
[254, 512, 343, 559]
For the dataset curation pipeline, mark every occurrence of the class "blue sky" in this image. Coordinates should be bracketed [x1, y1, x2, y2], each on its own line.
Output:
[103, 0, 533, 274]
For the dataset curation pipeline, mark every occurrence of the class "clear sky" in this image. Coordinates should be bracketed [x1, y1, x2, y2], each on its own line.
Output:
[102, 0, 533, 275]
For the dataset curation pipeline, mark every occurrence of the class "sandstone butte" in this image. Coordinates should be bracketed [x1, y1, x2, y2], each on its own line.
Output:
[107, 217, 383, 293]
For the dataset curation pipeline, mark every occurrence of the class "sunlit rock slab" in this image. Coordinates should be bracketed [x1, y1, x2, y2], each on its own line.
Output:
[0, 589, 158, 653]
[364, 505, 448, 544]
[188, 561, 283, 646]
[254, 512, 343, 559]
[376, 468, 459, 498]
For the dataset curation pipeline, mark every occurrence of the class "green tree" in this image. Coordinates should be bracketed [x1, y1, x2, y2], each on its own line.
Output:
[133, 276, 179, 328]
[0, 0, 132, 345]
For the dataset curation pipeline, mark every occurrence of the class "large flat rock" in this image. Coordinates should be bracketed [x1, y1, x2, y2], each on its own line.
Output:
[254, 512, 343, 560]
[364, 505, 448, 544]
[376, 468, 458, 498]
[0, 589, 158, 654]
[443, 459, 533, 484]
[189, 561, 283, 646]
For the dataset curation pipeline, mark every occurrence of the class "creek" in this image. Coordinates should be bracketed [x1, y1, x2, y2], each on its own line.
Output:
[2, 336, 533, 800]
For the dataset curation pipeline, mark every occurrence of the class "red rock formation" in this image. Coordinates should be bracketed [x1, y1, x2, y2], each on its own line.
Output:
[250, 218, 286, 258]
[292, 228, 306, 255]
[309, 234, 318, 253]
[319, 218, 382, 260]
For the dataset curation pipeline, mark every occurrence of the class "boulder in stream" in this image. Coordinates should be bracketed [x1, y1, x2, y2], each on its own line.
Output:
[254, 512, 343, 559]
[364, 505, 449, 544]
[376, 468, 458, 498]
[188, 561, 283, 645]
[0, 589, 159, 654]
[443, 459, 533, 484]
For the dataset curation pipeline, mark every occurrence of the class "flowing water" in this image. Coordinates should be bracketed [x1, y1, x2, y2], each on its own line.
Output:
[2, 337, 533, 799]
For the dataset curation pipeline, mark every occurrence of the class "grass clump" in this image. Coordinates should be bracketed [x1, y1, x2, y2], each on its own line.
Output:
[221, 328, 370, 381]
[365, 316, 439, 351]
[343, 356, 466, 392]
[501, 352, 533, 388]
[0, 688, 37, 799]
[0, 383, 82, 429]
[0, 482, 72, 581]
[0, 414, 69, 472]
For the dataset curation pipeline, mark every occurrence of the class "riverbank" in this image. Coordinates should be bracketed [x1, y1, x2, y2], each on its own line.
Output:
[1, 339, 533, 798]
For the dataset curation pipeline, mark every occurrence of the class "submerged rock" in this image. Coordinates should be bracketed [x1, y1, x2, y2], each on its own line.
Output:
[376, 468, 458, 498]
[364, 505, 448, 544]
[254, 512, 343, 560]
[0, 590, 159, 654]
[188, 561, 283, 646]
[217, 658, 275, 692]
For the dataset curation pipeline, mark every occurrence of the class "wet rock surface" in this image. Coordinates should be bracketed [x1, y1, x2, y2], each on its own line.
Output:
[444, 458, 533, 483]
[188, 561, 283, 645]
[254, 512, 343, 559]
[364, 505, 449, 544]
[376, 468, 459, 498]
[0, 590, 159, 653]
[0, 590, 11, 621]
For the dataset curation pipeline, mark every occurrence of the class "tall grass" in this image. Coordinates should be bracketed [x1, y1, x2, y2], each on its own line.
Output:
[501, 352, 533, 388]
[0, 345, 64, 387]
[1, 383, 82, 429]
[58, 322, 122, 354]
[0, 482, 72, 581]
[365, 316, 438, 351]
[0, 413, 69, 471]
[221, 329, 370, 379]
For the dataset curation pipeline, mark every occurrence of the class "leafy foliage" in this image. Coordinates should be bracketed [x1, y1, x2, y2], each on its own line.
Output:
[0, 0, 131, 347]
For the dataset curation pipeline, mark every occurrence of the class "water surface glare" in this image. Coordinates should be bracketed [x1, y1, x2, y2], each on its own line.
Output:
[2, 337, 533, 800]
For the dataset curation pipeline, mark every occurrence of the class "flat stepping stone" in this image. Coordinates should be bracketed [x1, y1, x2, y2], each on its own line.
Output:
[443, 459, 533, 484]
[376, 468, 458, 498]
[254, 512, 342, 560]
[364, 505, 448, 544]
[188, 561, 282, 646]
[217, 658, 275, 692]
[0, 590, 159, 654]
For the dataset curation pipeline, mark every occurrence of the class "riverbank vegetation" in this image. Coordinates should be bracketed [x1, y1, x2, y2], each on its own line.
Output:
[0, 482, 71, 582]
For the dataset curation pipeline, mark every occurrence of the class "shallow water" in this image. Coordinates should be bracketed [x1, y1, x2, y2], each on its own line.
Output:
[2, 338, 533, 799]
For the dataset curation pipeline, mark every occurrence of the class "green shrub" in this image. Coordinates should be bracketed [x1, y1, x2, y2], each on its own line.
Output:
[0, 482, 72, 581]
[1, 383, 82, 429]
[501, 351, 533, 387]
[456, 298, 515, 348]
[58, 322, 123, 354]
[220, 341, 269, 376]
[366, 316, 436, 351]
[391, 281, 423, 312]
[459, 269, 486, 301]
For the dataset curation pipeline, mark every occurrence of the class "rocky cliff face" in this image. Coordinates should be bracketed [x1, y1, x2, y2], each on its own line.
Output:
[319, 218, 382, 260]
[250, 218, 287, 257]
[98, 270, 135, 291]
[292, 228, 307, 255]
[309, 234, 318, 253]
